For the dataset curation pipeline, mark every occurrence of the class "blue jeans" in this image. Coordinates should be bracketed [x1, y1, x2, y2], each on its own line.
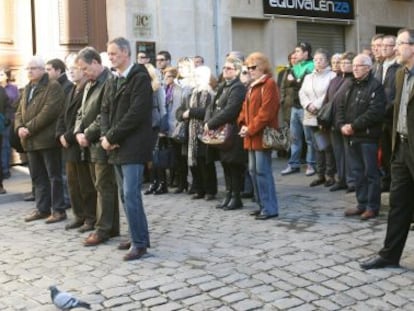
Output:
[114, 164, 150, 249]
[347, 142, 381, 212]
[2, 125, 10, 175]
[288, 107, 315, 168]
[248, 150, 279, 216]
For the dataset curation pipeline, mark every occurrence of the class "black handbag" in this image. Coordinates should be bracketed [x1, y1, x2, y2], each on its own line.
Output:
[317, 101, 334, 128]
[152, 138, 176, 169]
[172, 121, 188, 143]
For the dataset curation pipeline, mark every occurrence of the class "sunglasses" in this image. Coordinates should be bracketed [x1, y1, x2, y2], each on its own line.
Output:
[156, 58, 166, 62]
[247, 65, 257, 71]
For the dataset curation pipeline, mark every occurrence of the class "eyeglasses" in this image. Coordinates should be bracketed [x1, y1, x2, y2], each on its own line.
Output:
[156, 58, 166, 62]
[247, 65, 257, 71]
[396, 41, 414, 46]
[25, 66, 42, 71]
[352, 64, 369, 68]
[138, 56, 149, 59]
[222, 66, 235, 71]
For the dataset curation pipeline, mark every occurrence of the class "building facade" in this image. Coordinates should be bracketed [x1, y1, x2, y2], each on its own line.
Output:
[1, 0, 414, 85]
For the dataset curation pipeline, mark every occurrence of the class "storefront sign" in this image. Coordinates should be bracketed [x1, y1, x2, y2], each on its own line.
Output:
[264, 0, 354, 20]
[133, 14, 153, 38]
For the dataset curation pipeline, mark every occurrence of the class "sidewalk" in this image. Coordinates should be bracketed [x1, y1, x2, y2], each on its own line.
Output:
[0, 158, 411, 311]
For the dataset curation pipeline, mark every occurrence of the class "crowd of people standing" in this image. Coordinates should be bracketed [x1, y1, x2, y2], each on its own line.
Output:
[1, 28, 414, 266]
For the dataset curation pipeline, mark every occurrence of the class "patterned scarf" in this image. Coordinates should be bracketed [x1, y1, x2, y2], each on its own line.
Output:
[188, 89, 211, 166]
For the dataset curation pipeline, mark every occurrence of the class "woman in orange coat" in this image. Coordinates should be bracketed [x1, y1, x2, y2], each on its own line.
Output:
[238, 52, 280, 220]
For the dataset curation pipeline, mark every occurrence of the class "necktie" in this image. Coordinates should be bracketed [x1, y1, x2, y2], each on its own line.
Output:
[117, 76, 126, 91]
[27, 84, 36, 104]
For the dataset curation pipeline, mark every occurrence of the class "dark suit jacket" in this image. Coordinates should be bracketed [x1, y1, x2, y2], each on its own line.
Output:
[392, 67, 414, 156]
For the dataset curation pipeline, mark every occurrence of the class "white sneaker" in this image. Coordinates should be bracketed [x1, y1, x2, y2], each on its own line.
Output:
[281, 165, 300, 176]
[305, 165, 315, 176]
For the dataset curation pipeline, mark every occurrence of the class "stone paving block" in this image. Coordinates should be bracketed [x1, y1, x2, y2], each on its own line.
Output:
[101, 285, 136, 298]
[249, 285, 274, 295]
[336, 275, 366, 288]
[198, 280, 226, 291]
[387, 275, 414, 286]
[286, 276, 312, 288]
[102, 296, 132, 308]
[301, 271, 329, 283]
[359, 284, 385, 297]
[110, 302, 143, 311]
[254, 290, 290, 303]
[131, 289, 160, 301]
[343, 288, 369, 301]
[208, 287, 237, 299]
[187, 274, 215, 285]
[181, 293, 211, 306]
[291, 288, 319, 302]
[271, 280, 295, 291]
[365, 297, 396, 310]
[306, 284, 334, 297]
[383, 293, 409, 307]
[159, 281, 188, 293]
[252, 272, 278, 284]
[167, 287, 201, 301]
[317, 267, 342, 278]
[270, 297, 304, 310]
[312, 299, 341, 310]
[142, 296, 169, 308]
[150, 301, 183, 311]
[232, 299, 263, 311]
[287, 303, 317, 311]
[329, 293, 356, 308]
[234, 278, 263, 289]
[322, 279, 350, 291]
[221, 292, 249, 304]
[188, 299, 223, 311]
[137, 276, 175, 289]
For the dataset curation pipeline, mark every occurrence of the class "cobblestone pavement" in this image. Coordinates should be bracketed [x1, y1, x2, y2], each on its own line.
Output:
[0, 159, 413, 310]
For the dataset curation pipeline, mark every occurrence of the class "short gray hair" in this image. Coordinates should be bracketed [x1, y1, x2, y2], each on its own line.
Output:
[108, 37, 131, 57]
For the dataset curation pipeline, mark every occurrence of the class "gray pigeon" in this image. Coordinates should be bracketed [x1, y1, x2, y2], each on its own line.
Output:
[49, 285, 91, 310]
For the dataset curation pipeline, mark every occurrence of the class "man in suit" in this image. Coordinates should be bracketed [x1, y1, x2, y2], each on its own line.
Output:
[361, 28, 414, 269]
[101, 37, 153, 261]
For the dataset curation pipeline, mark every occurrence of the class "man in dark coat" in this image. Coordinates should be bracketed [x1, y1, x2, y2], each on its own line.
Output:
[15, 56, 67, 223]
[101, 37, 153, 261]
[337, 53, 386, 221]
[56, 54, 97, 232]
[361, 28, 414, 269]
[74, 47, 119, 246]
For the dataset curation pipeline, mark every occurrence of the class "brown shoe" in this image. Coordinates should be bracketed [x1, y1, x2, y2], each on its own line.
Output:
[118, 240, 131, 250]
[24, 210, 50, 222]
[45, 211, 67, 224]
[83, 232, 108, 246]
[360, 210, 378, 220]
[65, 220, 84, 230]
[78, 223, 94, 233]
[344, 207, 364, 217]
[123, 247, 147, 261]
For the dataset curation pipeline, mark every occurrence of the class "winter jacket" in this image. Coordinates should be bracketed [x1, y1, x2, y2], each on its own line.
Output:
[237, 74, 280, 150]
[100, 63, 153, 165]
[15, 73, 64, 151]
[336, 72, 386, 143]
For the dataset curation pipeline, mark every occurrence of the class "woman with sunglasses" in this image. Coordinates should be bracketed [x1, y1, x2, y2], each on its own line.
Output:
[237, 52, 280, 220]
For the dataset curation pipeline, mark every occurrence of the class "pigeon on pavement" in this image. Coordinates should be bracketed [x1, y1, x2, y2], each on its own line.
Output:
[49, 285, 91, 310]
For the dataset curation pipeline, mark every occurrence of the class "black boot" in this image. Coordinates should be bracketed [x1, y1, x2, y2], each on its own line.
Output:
[216, 191, 232, 209]
[223, 193, 243, 210]
[144, 181, 158, 195]
[154, 182, 168, 195]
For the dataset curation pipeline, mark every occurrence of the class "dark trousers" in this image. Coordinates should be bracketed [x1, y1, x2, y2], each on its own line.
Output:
[89, 163, 119, 238]
[347, 142, 381, 212]
[311, 128, 336, 177]
[380, 123, 393, 188]
[190, 157, 217, 196]
[222, 162, 244, 194]
[27, 148, 65, 214]
[331, 129, 355, 187]
[379, 139, 414, 263]
[66, 161, 97, 225]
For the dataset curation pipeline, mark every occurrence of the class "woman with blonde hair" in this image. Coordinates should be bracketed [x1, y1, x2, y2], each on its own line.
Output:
[143, 63, 167, 194]
[237, 52, 280, 220]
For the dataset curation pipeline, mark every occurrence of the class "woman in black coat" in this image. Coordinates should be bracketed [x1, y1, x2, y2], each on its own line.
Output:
[205, 57, 247, 210]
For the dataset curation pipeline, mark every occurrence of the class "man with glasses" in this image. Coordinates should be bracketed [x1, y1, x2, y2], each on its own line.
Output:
[361, 28, 414, 269]
[137, 52, 150, 65]
[379, 35, 401, 193]
[338, 54, 386, 221]
[15, 56, 67, 223]
[156, 50, 171, 85]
